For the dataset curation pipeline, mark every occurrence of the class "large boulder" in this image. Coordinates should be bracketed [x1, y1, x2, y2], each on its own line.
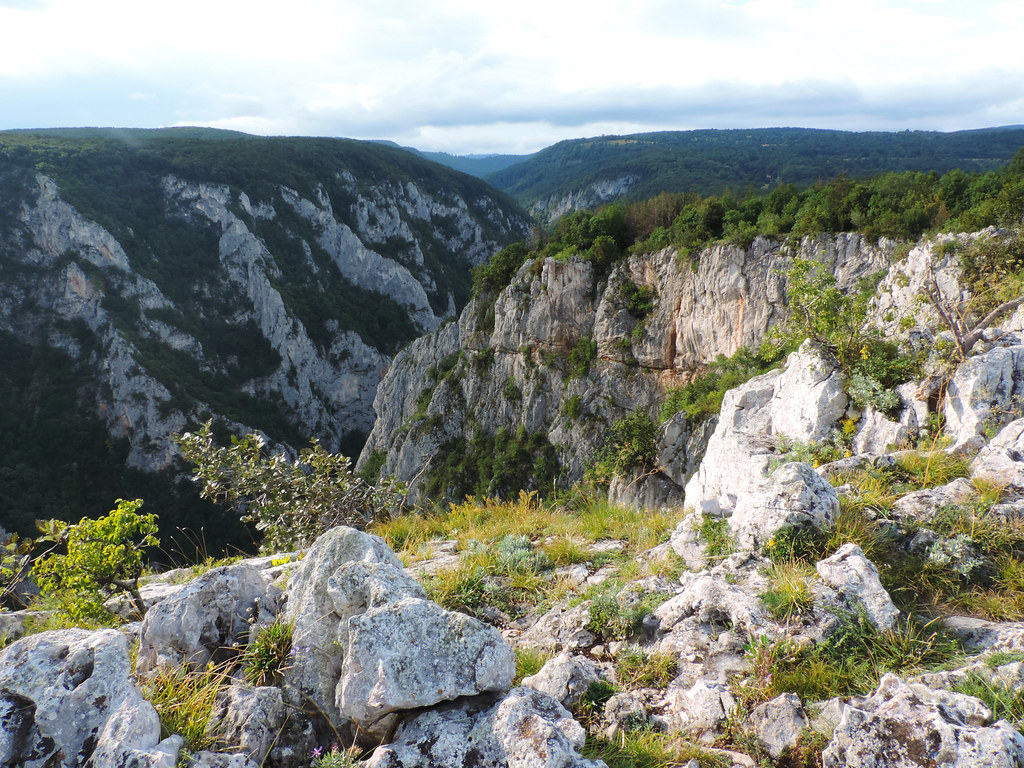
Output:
[730, 462, 839, 550]
[823, 674, 1024, 767]
[0, 628, 181, 767]
[769, 344, 849, 442]
[944, 345, 1024, 447]
[520, 652, 603, 708]
[816, 544, 900, 630]
[205, 684, 285, 766]
[136, 563, 282, 674]
[281, 526, 414, 727]
[364, 688, 607, 768]
[337, 596, 515, 731]
[971, 418, 1024, 489]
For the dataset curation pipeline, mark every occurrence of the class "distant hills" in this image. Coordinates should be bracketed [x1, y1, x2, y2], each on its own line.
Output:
[402, 126, 1024, 221]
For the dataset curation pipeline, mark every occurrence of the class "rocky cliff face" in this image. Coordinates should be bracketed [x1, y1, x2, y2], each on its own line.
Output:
[0, 133, 529, 481]
[359, 233, 891, 502]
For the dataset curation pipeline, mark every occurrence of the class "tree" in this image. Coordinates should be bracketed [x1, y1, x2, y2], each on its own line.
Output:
[176, 421, 406, 552]
[32, 499, 159, 620]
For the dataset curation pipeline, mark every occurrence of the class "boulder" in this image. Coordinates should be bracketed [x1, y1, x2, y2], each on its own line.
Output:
[816, 544, 900, 630]
[971, 418, 1024, 489]
[662, 680, 736, 738]
[364, 688, 607, 768]
[136, 563, 282, 673]
[823, 674, 1024, 767]
[748, 693, 807, 760]
[854, 405, 915, 455]
[205, 684, 285, 765]
[770, 343, 849, 442]
[515, 601, 595, 654]
[337, 596, 515, 732]
[608, 469, 683, 511]
[944, 345, 1024, 447]
[0, 628, 181, 767]
[654, 573, 765, 635]
[281, 526, 411, 726]
[892, 477, 979, 521]
[731, 462, 839, 550]
[521, 652, 602, 708]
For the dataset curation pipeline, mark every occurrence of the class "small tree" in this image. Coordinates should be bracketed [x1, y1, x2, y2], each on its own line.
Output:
[176, 421, 406, 552]
[32, 499, 159, 621]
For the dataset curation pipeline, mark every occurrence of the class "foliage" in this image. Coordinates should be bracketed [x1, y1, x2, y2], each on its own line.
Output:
[242, 619, 293, 686]
[567, 337, 598, 378]
[140, 660, 232, 753]
[310, 744, 361, 768]
[697, 516, 735, 560]
[587, 409, 658, 487]
[176, 421, 406, 552]
[740, 613, 961, 706]
[471, 241, 531, 296]
[661, 346, 783, 421]
[32, 499, 158, 621]
[759, 561, 816, 621]
[616, 646, 678, 688]
[514, 648, 550, 685]
[952, 672, 1024, 730]
[581, 730, 731, 768]
[422, 424, 560, 503]
[585, 580, 669, 641]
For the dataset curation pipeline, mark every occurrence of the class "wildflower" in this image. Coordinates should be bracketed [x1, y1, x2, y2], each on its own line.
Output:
[311, 746, 323, 758]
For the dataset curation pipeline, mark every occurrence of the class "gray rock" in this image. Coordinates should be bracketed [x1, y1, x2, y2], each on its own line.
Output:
[945, 345, 1024, 447]
[748, 693, 807, 760]
[816, 544, 900, 630]
[654, 573, 765, 635]
[770, 343, 849, 443]
[854, 405, 915, 455]
[364, 688, 607, 768]
[337, 596, 515, 732]
[137, 562, 281, 674]
[183, 753, 259, 768]
[662, 680, 736, 738]
[823, 674, 1024, 767]
[731, 462, 839, 550]
[608, 469, 684, 511]
[668, 511, 709, 570]
[972, 418, 1024, 489]
[205, 684, 285, 765]
[892, 477, 979, 521]
[0, 628, 180, 768]
[515, 601, 595, 654]
[521, 652, 602, 708]
[281, 525, 407, 726]
[601, 692, 648, 739]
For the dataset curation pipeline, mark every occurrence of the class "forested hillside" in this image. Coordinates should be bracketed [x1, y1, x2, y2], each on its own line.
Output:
[0, 128, 529, 552]
[486, 126, 1024, 220]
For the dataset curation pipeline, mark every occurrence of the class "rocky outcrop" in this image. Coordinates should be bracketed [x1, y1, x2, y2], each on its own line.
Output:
[362, 235, 887, 503]
[0, 137, 528, 477]
[0, 629, 181, 767]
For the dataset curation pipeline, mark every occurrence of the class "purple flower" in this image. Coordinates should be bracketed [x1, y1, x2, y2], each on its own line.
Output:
[311, 746, 323, 758]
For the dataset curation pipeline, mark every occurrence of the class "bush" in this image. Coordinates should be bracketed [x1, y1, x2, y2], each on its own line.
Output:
[242, 619, 293, 686]
[176, 421, 406, 552]
[661, 346, 782, 421]
[32, 498, 158, 621]
[587, 409, 658, 487]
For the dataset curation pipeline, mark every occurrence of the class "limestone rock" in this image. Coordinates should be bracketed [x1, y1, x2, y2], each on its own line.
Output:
[823, 674, 1024, 767]
[521, 652, 602, 708]
[654, 573, 765, 635]
[281, 525, 407, 726]
[662, 680, 736, 738]
[971, 418, 1024, 489]
[607, 469, 683, 510]
[364, 688, 607, 768]
[748, 693, 807, 760]
[731, 462, 839, 550]
[892, 477, 979, 521]
[137, 563, 282, 673]
[0, 628, 179, 768]
[770, 343, 849, 442]
[337, 596, 515, 731]
[515, 601, 595, 654]
[945, 345, 1024, 447]
[855, 405, 915, 455]
[816, 544, 900, 629]
[205, 684, 285, 765]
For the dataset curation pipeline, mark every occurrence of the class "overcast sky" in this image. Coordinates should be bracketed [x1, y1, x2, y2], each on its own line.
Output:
[1, 0, 1021, 155]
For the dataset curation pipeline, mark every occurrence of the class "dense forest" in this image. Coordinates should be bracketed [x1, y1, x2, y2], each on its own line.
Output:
[486, 126, 1024, 210]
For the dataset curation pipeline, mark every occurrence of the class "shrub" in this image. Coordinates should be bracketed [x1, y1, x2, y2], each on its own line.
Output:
[32, 498, 158, 621]
[242, 619, 293, 686]
[568, 337, 598, 378]
[587, 409, 658, 487]
[661, 346, 782, 422]
[176, 421, 406, 552]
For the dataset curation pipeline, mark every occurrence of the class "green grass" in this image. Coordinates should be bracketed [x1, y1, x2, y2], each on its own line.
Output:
[140, 662, 232, 752]
[759, 561, 815, 622]
[953, 672, 1024, 729]
[582, 731, 731, 768]
[616, 646, 678, 688]
[241, 619, 293, 686]
[513, 648, 550, 685]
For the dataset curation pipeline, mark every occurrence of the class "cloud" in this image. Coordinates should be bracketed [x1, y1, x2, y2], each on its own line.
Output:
[0, 0, 1021, 153]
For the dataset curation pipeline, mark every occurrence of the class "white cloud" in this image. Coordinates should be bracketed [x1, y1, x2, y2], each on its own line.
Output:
[0, 0, 1021, 153]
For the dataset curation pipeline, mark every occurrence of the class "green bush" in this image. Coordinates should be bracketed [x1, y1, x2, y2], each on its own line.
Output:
[661, 346, 782, 421]
[176, 421, 406, 552]
[32, 498, 158, 621]
[242, 619, 293, 686]
[568, 337, 598, 378]
[587, 409, 658, 487]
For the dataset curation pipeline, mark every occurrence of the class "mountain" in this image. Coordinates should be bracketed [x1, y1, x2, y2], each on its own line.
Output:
[485, 126, 1024, 222]
[371, 140, 532, 178]
[0, 128, 530, 549]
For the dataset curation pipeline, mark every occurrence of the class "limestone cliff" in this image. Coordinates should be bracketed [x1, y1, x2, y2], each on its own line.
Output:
[359, 233, 891, 501]
[0, 132, 529, 480]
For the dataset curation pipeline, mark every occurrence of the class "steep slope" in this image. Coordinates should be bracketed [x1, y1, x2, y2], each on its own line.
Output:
[486, 127, 1024, 222]
[0, 129, 530, 541]
[359, 233, 892, 503]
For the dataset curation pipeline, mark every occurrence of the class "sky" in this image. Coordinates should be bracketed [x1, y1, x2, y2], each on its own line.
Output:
[0, 0, 1022, 155]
